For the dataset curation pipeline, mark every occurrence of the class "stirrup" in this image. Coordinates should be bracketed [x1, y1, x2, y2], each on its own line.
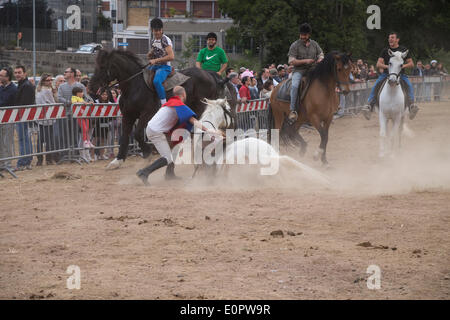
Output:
[362, 104, 372, 120]
[409, 104, 419, 120]
[288, 111, 298, 124]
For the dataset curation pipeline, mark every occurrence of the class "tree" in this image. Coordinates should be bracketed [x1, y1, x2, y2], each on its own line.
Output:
[218, 0, 449, 65]
[177, 36, 197, 69]
[218, 0, 367, 65]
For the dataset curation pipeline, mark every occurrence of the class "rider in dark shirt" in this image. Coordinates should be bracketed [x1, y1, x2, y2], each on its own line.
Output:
[362, 32, 418, 120]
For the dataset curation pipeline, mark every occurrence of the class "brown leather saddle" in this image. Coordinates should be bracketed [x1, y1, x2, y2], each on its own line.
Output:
[143, 67, 190, 92]
[276, 76, 311, 119]
[276, 77, 311, 103]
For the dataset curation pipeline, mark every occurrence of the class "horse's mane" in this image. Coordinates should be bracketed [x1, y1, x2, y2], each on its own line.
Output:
[305, 51, 351, 84]
[96, 49, 145, 69]
[112, 49, 145, 68]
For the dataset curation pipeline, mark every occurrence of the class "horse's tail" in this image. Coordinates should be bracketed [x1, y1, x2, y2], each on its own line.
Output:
[278, 155, 331, 187]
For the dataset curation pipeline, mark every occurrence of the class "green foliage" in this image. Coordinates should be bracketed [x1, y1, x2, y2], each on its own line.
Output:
[228, 49, 261, 74]
[428, 48, 450, 70]
[97, 14, 112, 31]
[217, 0, 449, 67]
[178, 37, 196, 69]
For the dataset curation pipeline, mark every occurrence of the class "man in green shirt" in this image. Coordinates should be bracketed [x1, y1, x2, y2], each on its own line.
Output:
[196, 32, 228, 76]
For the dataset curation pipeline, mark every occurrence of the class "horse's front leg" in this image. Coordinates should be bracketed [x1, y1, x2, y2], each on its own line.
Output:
[379, 111, 388, 158]
[107, 116, 134, 169]
[311, 116, 328, 165]
[313, 121, 329, 166]
[391, 113, 403, 155]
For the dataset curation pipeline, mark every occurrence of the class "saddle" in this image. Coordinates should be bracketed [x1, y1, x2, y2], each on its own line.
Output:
[143, 67, 190, 92]
[374, 77, 410, 108]
[276, 76, 311, 119]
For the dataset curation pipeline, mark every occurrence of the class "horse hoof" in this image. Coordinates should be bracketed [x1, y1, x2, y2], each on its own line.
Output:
[106, 158, 124, 169]
[322, 162, 331, 169]
[299, 148, 307, 157]
[313, 149, 324, 161]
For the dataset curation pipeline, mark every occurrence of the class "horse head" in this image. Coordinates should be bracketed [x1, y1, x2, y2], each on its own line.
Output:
[89, 49, 143, 94]
[201, 98, 234, 130]
[387, 49, 408, 86]
[334, 52, 353, 95]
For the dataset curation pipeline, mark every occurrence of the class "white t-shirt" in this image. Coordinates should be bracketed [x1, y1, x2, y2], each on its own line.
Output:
[149, 34, 173, 66]
[147, 106, 178, 134]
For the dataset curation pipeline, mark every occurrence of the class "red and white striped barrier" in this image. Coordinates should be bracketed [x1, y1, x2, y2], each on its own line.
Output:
[0, 104, 66, 124]
[236, 99, 269, 113]
[71, 103, 121, 118]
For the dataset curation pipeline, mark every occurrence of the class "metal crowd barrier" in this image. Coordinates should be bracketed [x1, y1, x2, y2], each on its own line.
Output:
[338, 75, 449, 116]
[0, 102, 144, 177]
[235, 98, 272, 132]
[0, 103, 69, 177]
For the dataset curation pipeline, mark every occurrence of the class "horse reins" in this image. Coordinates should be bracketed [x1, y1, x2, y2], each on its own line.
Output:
[333, 62, 351, 92]
[201, 106, 235, 131]
[388, 72, 400, 84]
[106, 62, 151, 90]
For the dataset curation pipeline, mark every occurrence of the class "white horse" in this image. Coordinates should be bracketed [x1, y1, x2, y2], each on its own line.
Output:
[378, 49, 409, 157]
[197, 98, 233, 134]
[189, 98, 233, 177]
[220, 137, 331, 186]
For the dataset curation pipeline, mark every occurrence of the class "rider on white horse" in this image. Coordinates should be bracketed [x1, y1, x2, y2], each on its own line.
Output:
[362, 31, 419, 120]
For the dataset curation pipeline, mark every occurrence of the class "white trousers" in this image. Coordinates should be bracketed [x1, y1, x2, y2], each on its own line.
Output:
[146, 128, 173, 164]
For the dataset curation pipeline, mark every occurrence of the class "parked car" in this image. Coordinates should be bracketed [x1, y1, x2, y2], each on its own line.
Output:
[76, 43, 103, 54]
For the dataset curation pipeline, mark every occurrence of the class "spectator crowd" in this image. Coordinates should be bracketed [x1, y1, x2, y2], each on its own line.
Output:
[0, 57, 448, 173]
[0, 65, 121, 172]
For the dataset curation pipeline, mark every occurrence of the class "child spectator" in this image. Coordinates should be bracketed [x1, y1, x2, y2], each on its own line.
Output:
[72, 87, 94, 161]
[260, 79, 274, 99]
[238, 76, 252, 102]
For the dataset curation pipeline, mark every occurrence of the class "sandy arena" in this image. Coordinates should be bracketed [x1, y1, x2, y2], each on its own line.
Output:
[0, 100, 449, 300]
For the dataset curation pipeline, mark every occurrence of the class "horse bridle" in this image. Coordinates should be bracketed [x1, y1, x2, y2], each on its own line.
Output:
[106, 62, 151, 90]
[202, 105, 235, 131]
[333, 61, 351, 92]
[388, 72, 401, 85]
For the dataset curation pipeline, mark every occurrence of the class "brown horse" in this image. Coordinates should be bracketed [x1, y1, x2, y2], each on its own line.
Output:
[270, 51, 353, 165]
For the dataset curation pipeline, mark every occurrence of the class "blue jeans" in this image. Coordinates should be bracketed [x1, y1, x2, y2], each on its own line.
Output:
[149, 65, 172, 100]
[368, 73, 414, 104]
[290, 72, 302, 112]
[16, 122, 33, 166]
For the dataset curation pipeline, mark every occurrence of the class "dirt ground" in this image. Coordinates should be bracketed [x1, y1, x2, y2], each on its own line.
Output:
[1, 100, 449, 300]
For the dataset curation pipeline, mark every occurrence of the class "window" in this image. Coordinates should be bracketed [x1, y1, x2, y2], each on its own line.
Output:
[190, 1, 213, 18]
[166, 34, 182, 52]
[192, 34, 207, 52]
[128, 0, 155, 8]
[161, 1, 187, 17]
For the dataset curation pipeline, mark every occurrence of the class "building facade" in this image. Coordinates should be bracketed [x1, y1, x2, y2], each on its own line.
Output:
[105, 0, 240, 67]
[0, 0, 112, 51]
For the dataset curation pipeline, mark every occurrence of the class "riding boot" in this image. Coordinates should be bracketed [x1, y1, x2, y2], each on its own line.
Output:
[408, 103, 419, 120]
[164, 162, 181, 180]
[288, 110, 298, 124]
[136, 157, 168, 186]
[362, 101, 376, 120]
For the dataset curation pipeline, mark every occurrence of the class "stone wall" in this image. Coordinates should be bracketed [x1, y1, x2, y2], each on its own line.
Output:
[0, 50, 101, 76]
